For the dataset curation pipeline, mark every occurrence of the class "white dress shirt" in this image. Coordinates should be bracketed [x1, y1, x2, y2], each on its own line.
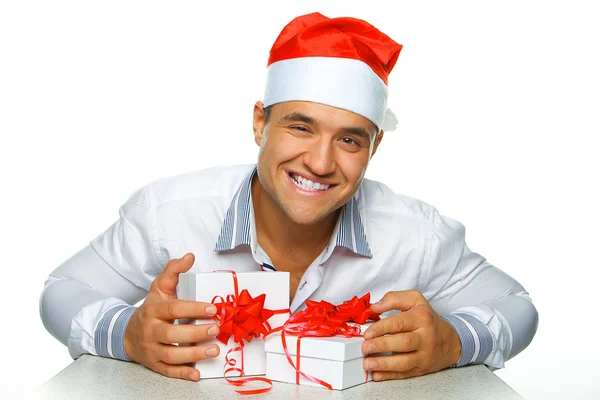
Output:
[39, 164, 538, 368]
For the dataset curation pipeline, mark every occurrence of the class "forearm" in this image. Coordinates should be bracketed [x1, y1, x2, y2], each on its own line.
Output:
[40, 245, 147, 359]
[429, 260, 538, 368]
[40, 277, 136, 358]
[40, 276, 116, 346]
[441, 291, 538, 367]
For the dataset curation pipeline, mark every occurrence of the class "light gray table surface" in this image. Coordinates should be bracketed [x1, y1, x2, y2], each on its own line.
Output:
[37, 355, 523, 400]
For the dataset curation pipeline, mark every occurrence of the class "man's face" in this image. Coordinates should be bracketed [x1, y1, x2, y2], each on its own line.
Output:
[252, 101, 383, 226]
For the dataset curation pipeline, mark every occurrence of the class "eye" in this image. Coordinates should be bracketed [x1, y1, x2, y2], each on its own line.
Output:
[340, 137, 360, 146]
[286, 125, 312, 136]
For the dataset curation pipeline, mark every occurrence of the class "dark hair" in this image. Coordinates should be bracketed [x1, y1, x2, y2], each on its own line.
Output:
[263, 105, 273, 124]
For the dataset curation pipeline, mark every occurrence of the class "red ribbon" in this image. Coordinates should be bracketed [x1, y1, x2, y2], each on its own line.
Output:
[211, 270, 289, 395]
[275, 293, 380, 390]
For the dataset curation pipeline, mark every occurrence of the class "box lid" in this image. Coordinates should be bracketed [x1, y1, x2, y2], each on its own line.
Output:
[264, 323, 372, 362]
[178, 271, 290, 311]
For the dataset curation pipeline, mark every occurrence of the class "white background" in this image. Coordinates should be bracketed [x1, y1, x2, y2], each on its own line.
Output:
[1, 1, 598, 399]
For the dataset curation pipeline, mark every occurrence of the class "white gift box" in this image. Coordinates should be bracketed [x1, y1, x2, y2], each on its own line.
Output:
[264, 323, 373, 390]
[177, 271, 290, 379]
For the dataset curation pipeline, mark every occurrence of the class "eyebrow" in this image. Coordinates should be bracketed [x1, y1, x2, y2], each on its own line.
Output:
[279, 111, 375, 142]
[279, 112, 315, 125]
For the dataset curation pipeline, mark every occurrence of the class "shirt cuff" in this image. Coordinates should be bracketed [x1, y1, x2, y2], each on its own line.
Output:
[94, 305, 137, 361]
[441, 313, 494, 367]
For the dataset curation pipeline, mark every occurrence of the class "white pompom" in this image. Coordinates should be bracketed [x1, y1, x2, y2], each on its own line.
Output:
[380, 108, 398, 132]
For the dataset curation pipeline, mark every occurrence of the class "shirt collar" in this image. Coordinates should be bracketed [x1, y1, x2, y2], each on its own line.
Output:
[213, 166, 373, 258]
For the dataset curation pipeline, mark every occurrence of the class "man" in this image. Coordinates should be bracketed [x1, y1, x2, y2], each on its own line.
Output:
[40, 12, 538, 383]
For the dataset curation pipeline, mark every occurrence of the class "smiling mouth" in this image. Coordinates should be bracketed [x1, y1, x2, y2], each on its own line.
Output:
[288, 172, 332, 192]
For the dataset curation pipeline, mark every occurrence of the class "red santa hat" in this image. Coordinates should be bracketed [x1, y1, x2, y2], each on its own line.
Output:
[263, 12, 403, 132]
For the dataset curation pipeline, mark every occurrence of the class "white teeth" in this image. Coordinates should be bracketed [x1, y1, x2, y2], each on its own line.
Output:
[290, 173, 330, 191]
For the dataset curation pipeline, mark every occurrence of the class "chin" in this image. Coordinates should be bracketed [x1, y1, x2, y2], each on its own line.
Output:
[283, 207, 330, 226]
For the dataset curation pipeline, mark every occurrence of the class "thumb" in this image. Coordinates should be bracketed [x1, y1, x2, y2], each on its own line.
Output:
[151, 253, 195, 299]
[370, 290, 429, 313]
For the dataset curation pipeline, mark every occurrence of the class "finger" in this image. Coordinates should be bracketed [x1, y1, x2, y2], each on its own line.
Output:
[364, 353, 418, 373]
[152, 299, 217, 321]
[155, 323, 220, 344]
[362, 331, 421, 354]
[152, 253, 196, 298]
[158, 342, 221, 365]
[152, 361, 201, 381]
[370, 290, 428, 314]
[364, 309, 428, 339]
[372, 369, 424, 382]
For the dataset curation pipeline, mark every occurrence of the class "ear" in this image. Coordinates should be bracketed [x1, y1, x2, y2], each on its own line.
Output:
[370, 131, 384, 158]
[253, 101, 266, 146]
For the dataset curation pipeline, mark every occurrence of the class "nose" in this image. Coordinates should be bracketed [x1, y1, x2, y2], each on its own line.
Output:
[303, 137, 336, 176]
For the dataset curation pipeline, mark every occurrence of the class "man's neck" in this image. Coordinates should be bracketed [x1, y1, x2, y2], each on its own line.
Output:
[251, 174, 339, 267]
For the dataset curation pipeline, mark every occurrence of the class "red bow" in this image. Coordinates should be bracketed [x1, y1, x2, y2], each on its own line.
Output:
[308, 293, 381, 325]
[278, 293, 381, 389]
[213, 290, 275, 345]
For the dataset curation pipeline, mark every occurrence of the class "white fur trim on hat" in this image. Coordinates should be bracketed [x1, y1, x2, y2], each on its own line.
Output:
[263, 56, 388, 130]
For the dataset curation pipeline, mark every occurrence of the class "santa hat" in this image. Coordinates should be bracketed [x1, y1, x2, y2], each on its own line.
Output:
[263, 12, 403, 132]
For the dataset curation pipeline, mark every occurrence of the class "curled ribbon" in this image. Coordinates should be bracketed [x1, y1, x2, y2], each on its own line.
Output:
[275, 293, 381, 390]
[211, 270, 289, 395]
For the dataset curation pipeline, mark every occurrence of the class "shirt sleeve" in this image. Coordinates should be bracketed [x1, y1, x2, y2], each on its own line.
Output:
[422, 208, 539, 369]
[39, 184, 163, 360]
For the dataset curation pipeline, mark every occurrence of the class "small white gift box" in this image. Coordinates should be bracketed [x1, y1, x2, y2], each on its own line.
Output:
[264, 323, 373, 390]
[177, 271, 289, 379]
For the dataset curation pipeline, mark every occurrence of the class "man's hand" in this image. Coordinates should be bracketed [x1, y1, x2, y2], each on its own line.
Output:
[362, 290, 461, 381]
[124, 253, 220, 381]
